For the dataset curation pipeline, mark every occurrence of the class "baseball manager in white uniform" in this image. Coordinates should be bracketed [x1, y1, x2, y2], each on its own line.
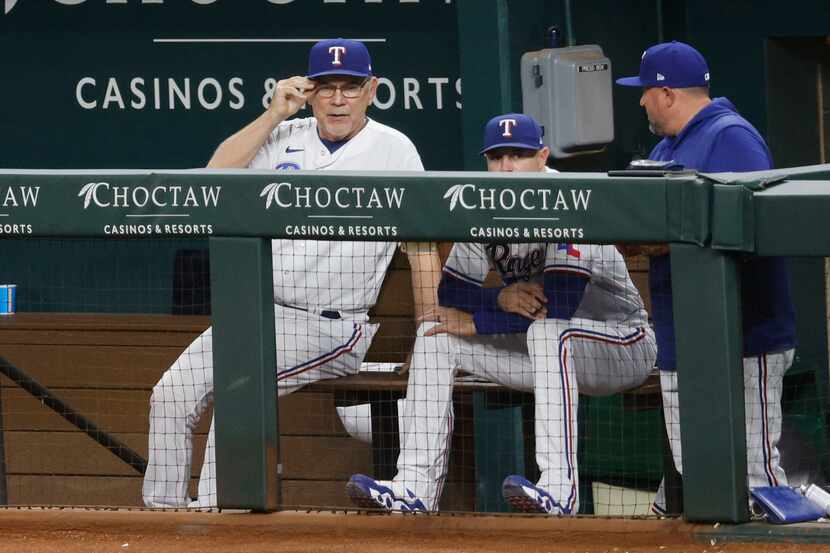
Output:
[143, 38, 436, 508]
[347, 113, 656, 515]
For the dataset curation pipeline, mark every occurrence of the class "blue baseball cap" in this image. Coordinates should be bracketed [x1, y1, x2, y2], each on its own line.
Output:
[480, 113, 545, 154]
[616, 41, 710, 88]
[307, 38, 372, 79]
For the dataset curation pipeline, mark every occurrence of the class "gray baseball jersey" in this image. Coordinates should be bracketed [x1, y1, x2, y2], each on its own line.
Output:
[444, 242, 649, 326]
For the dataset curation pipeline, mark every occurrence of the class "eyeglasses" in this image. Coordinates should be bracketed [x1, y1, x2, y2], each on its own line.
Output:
[314, 79, 369, 99]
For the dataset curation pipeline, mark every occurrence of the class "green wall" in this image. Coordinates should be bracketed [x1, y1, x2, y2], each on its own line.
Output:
[683, 0, 830, 380]
[685, 0, 830, 137]
[2, 0, 829, 317]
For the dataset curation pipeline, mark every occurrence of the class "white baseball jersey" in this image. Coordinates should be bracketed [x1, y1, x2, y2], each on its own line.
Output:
[444, 242, 649, 327]
[249, 116, 424, 315]
[144, 116, 423, 509]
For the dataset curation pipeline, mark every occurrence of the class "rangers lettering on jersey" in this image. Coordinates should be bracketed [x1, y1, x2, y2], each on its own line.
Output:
[486, 243, 545, 280]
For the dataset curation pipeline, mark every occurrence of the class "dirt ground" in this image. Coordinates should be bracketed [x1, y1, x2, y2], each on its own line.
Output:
[0, 508, 828, 553]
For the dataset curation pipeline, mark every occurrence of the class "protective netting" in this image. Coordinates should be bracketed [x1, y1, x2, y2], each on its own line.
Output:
[0, 238, 209, 505]
[0, 237, 826, 518]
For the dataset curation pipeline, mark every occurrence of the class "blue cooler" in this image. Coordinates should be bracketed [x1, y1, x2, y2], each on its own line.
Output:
[0, 285, 16, 315]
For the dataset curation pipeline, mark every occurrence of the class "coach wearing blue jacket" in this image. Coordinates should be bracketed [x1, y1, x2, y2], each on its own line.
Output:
[617, 41, 797, 515]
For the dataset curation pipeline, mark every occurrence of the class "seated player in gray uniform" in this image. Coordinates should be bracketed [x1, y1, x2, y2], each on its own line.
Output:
[346, 114, 657, 515]
[142, 38, 439, 508]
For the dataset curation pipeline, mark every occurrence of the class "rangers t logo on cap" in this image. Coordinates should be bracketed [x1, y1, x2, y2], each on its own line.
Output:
[499, 119, 517, 138]
[308, 38, 372, 78]
[328, 46, 346, 66]
[480, 113, 545, 154]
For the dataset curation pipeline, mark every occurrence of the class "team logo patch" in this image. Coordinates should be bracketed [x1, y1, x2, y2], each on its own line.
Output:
[275, 162, 301, 170]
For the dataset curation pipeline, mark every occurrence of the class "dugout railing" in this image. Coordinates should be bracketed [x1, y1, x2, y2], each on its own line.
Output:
[0, 165, 829, 522]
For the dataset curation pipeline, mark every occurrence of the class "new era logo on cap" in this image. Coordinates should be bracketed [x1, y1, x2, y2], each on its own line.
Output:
[481, 113, 544, 154]
[308, 38, 372, 78]
[616, 41, 710, 89]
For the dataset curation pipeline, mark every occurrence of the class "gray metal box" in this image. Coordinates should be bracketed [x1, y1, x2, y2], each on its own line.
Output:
[521, 45, 614, 159]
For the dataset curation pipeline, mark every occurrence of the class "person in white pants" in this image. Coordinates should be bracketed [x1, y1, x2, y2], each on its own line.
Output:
[346, 114, 657, 514]
[142, 38, 439, 508]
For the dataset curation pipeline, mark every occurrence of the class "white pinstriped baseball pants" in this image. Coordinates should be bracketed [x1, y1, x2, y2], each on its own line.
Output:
[392, 318, 656, 512]
[652, 349, 794, 514]
[142, 305, 376, 508]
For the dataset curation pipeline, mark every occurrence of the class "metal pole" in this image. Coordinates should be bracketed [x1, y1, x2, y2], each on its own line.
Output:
[0, 356, 147, 475]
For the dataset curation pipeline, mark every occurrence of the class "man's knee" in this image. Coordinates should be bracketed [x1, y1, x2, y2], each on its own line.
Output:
[414, 321, 449, 351]
[149, 364, 211, 424]
[415, 320, 461, 349]
[413, 321, 457, 364]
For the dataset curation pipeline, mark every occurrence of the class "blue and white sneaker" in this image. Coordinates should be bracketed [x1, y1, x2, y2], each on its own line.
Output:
[346, 474, 427, 512]
[502, 475, 568, 515]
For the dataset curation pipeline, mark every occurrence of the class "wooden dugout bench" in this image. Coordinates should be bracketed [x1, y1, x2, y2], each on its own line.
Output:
[0, 251, 662, 511]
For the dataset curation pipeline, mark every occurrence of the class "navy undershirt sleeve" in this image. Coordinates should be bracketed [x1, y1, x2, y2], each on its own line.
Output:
[439, 271, 588, 335]
[437, 272, 501, 313]
[473, 309, 537, 335]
